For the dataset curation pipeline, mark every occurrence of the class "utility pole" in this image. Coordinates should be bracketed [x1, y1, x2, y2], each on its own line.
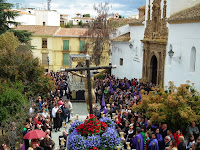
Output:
[47, 0, 51, 10]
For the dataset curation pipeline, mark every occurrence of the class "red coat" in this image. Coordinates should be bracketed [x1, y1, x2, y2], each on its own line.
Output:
[174, 133, 183, 147]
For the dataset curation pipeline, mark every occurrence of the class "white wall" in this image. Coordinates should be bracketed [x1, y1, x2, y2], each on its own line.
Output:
[35, 10, 60, 26]
[112, 41, 142, 80]
[47, 11, 60, 26]
[165, 22, 200, 91]
[129, 25, 145, 60]
[8, 9, 36, 28]
[15, 14, 36, 25]
[111, 24, 144, 80]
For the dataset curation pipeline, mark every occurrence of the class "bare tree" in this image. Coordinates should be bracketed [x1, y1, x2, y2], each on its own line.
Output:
[84, 2, 115, 66]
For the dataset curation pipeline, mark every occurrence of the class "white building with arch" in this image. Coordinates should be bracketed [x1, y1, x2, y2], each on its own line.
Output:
[111, 0, 200, 91]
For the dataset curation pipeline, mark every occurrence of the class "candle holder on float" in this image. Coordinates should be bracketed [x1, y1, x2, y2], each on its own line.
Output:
[62, 122, 66, 128]
[106, 104, 110, 110]
[70, 108, 73, 117]
[69, 119, 73, 125]
[126, 142, 131, 150]
[119, 132, 125, 140]
[75, 114, 79, 120]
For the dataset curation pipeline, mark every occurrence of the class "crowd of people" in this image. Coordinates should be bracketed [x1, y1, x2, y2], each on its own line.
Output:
[1, 71, 200, 150]
[93, 74, 200, 150]
[0, 71, 73, 150]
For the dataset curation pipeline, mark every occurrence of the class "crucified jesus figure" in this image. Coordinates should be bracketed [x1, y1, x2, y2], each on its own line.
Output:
[69, 69, 107, 113]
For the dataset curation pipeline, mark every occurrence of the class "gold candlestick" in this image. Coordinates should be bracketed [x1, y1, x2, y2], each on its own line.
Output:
[76, 114, 79, 120]
[116, 145, 121, 150]
[70, 119, 72, 125]
[126, 142, 130, 150]
[106, 104, 110, 110]
[101, 112, 104, 117]
[60, 138, 64, 146]
[112, 113, 115, 119]
[62, 122, 66, 128]
[70, 108, 73, 117]
[119, 132, 125, 140]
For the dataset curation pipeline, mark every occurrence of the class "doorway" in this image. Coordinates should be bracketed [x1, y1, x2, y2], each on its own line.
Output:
[151, 55, 158, 85]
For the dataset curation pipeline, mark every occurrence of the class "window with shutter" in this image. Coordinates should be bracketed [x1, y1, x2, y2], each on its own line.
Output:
[63, 53, 69, 66]
[80, 41, 85, 51]
[42, 53, 48, 65]
[63, 40, 69, 50]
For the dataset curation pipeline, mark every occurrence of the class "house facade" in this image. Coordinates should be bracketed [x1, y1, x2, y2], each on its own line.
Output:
[111, 0, 200, 91]
[15, 25, 109, 72]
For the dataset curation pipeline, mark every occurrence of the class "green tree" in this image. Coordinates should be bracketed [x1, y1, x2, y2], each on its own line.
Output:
[79, 20, 83, 26]
[0, 32, 54, 97]
[83, 14, 90, 17]
[0, 0, 19, 34]
[0, 80, 29, 144]
[0, 80, 28, 123]
[132, 81, 200, 133]
[0, 0, 32, 43]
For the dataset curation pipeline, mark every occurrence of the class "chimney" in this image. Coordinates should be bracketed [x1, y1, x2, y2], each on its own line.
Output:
[138, 5, 146, 18]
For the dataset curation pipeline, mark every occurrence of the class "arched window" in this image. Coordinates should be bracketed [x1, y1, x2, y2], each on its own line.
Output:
[190, 47, 196, 72]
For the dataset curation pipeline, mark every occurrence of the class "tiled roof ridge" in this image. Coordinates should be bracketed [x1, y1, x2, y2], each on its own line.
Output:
[169, 3, 200, 21]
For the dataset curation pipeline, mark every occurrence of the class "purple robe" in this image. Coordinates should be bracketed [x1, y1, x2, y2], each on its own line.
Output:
[110, 81, 114, 93]
[103, 106, 107, 115]
[102, 93, 105, 107]
[156, 133, 163, 142]
[131, 133, 144, 150]
[148, 138, 159, 150]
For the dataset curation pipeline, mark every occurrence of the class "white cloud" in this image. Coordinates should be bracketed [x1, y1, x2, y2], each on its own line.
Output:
[9, 0, 146, 17]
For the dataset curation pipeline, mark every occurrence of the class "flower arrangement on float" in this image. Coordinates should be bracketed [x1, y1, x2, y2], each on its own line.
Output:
[68, 114, 121, 150]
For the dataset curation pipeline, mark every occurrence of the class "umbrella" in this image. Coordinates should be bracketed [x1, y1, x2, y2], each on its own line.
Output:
[58, 100, 63, 106]
[23, 130, 46, 139]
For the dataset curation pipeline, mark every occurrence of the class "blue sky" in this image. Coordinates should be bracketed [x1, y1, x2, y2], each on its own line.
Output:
[8, 0, 146, 18]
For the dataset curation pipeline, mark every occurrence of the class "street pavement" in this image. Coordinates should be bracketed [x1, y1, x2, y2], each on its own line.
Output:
[51, 102, 88, 149]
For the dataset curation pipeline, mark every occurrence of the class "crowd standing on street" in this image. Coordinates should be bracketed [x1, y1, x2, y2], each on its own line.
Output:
[1, 71, 199, 150]
[13, 71, 72, 150]
[93, 74, 200, 150]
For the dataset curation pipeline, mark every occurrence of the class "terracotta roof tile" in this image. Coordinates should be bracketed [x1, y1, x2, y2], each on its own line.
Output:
[113, 32, 130, 42]
[72, 17, 94, 20]
[14, 25, 60, 36]
[4, 9, 33, 15]
[138, 5, 146, 10]
[129, 16, 145, 26]
[54, 28, 91, 37]
[168, 3, 200, 22]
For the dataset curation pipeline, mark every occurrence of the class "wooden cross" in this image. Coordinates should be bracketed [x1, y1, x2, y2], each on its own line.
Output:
[61, 54, 116, 114]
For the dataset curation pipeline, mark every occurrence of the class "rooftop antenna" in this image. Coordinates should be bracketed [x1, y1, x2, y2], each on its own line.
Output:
[47, 0, 51, 10]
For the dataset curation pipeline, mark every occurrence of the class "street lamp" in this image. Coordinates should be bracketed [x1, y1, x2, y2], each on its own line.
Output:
[47, 56, 49, 72]
[129, 43, 133, 49]
[168, 49, 174, 58]
[168, 45, 181, 63]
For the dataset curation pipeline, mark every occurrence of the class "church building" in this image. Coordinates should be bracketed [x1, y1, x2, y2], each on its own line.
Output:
[111, 0, 200, 91]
